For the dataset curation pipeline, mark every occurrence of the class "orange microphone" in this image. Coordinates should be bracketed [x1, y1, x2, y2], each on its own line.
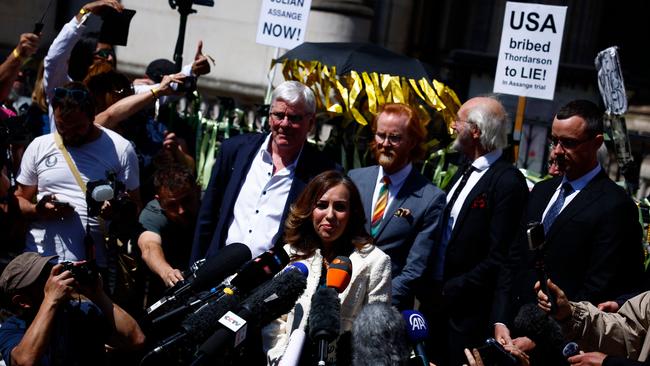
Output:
[326, 256, 352, 293]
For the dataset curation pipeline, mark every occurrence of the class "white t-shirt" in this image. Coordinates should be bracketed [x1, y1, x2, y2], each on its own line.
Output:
[17, 127, 139, 267]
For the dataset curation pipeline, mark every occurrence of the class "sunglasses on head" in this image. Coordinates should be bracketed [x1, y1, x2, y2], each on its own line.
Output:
[94, 48, 115, 59]
[53, 87, 89, 102]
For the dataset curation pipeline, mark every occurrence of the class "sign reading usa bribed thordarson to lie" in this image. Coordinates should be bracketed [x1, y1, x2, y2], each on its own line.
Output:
[493, 2, 567, 100]
[256, 0, 312, 49]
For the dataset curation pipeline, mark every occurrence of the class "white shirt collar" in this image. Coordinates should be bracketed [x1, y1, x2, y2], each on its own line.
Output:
[378, 163, 412, 187]
[471, 149, 503, 172]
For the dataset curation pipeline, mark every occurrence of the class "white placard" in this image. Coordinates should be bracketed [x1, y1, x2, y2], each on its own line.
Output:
[493, 2, 567, 100]
[256, 0, 312, 49]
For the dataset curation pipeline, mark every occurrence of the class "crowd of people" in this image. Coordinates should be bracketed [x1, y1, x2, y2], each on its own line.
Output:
[0, 1, 648, 365]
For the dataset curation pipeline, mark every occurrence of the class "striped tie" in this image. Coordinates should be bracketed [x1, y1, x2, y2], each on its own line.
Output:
[371, 176, 391, 237]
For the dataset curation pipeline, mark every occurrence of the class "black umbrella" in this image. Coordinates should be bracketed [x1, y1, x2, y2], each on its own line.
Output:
[277, 42, 436, 80]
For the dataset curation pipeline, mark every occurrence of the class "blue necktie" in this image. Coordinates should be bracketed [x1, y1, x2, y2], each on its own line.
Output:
[542, 183, 573, 234]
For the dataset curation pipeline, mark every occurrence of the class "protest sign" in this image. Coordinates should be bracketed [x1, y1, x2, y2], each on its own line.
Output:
[256, 0, 312, 49]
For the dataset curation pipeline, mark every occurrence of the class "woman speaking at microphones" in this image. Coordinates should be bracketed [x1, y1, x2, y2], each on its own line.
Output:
[263, 170, 392, 365]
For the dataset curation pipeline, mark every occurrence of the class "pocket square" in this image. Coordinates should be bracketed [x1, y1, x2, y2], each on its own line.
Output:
[470, 193, 487, 209]
[394, 207, 412, 218]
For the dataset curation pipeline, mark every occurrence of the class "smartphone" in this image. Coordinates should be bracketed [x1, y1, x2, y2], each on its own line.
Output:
[526, 221, 545, 251]
[33, 22, 44, 34]
[476, 338, 518, 366]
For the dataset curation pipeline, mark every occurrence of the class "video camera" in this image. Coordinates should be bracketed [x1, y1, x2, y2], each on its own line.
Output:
[86, 171, 133, 217]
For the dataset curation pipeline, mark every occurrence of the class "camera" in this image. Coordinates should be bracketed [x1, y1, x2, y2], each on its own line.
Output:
[86, 171, 131, 217]
[61, 261, 99, 287]
[476, 338, 518, 366]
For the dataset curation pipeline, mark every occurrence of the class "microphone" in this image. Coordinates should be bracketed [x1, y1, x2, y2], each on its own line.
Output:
[146, 290, 241, 357]
[401, 310, 430, 366]
[352, 303, 409, 366]
[514, 303, 566, 361]
[149, 246, 289, 326]
[192, 264, 308, 365]
[562, 342, 580, 358]
[146, 243, 251, 316]
[326, 256, 352, 292]
[309, 286, 341, 366]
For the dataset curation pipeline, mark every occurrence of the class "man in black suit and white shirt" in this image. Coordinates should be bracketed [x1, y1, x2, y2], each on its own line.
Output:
[190, 81, 338, 263]
[497, 100, 645, 360]
[430, 95, 528, 365]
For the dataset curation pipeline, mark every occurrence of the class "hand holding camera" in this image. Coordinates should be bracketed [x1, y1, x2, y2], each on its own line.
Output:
[44, 264, 78, 306]
[36, 194, 74, 220]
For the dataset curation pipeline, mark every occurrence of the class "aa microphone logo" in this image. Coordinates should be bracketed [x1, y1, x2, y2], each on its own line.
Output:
[408, 313, 426, 330]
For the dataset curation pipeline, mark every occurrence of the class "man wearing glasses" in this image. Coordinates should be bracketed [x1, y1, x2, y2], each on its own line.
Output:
[348, 103, 446, 311]
[430, 95, 528, 366]
[13, 82, 140, 271]
[495, 100, 645, 362]
[190, 81, 338, 263]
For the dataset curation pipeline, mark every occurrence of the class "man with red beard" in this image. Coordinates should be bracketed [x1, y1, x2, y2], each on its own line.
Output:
[349, 103, 446, 311]
[190, 81, 339, 263]
[432, 95, 528, 365]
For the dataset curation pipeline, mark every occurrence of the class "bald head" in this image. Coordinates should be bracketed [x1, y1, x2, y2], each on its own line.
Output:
[453, 95, 508, 158]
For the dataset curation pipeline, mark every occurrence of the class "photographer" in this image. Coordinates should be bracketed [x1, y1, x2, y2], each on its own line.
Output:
[0, 252, 145, 365]
[537, 279, 650, 366]
[14, 81, 140, 269]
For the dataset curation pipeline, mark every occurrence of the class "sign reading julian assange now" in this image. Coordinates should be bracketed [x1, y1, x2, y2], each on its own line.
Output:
[493, 2, 566, 100]
[256, 0, 312, 49]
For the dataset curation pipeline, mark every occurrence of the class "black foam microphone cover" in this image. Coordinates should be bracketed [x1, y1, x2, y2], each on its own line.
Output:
[194, 266, 308, 360]
[240, 264, 307, 326]
[180, 292, 241, 342]
[309, 287, 341, 342]
[229, 246, 290, 294]
[514, 303, 565, 351]
[191, 242, 252, 292]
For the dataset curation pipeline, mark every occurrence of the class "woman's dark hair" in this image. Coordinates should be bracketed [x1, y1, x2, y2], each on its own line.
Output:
[84, 67, 133, 113]
[69, 35, 98, 82]
[284, 170, 371, 261]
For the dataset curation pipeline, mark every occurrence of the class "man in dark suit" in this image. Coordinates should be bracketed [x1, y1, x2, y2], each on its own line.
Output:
[190, 81, 338, 263]
[498, 100, 645, 359]
[349, 103, 446, 310]
[432, 96, 528, 365]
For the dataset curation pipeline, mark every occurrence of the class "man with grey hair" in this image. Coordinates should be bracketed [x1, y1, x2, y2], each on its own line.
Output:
[190, 80, 338, 262]
[428, 95, 528, 365]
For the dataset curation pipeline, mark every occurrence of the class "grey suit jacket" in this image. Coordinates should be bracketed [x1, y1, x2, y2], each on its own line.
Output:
[349, 165, 446, 309]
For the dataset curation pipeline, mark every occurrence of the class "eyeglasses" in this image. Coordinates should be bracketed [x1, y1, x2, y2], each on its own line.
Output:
[53, 87, 89, 102]
[548, 136, 592, 150]
[375, 132, 403, 145]
[94, 48, 115, 59]
[270, 112, 305, 123]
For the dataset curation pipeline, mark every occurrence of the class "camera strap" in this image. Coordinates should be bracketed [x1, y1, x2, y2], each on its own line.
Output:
[54, 132, 101, 261]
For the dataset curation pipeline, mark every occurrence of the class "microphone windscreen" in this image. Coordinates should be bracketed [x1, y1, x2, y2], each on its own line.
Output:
[286, 262, 309, 278]
[401, 310, 429, 343]
[308, 287, 341, 342]
[326, 256, 352, 292]
[230, 247, 290, 293]
[562, 342, 579, 358]
[353, 303, 409, 366]
[181, 292, 241, 342]
[241, 264, 308, 327]
[192, 243, 252, 292]
[513, 303, 564, 350]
